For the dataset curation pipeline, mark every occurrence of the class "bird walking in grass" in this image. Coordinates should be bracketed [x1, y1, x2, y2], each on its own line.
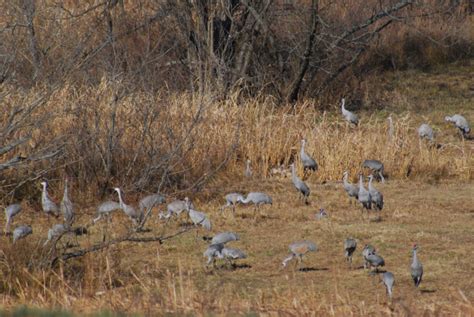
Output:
[363, 245, 385, 272]
[187, 206, 211, 238]
[220, 193, 245, 214]
[362, 244, 376, 269]
[4, 203, 22, 235]
[418, 124, 434, 142]
[161, 197, 194, 220]
[368, 175, 384, 212]
[139, 193, 165, 215]
[13, 225, 32, 243]
[221, 247, 247, 267]
[241, 192, 272, 219]
[282, 240, 317, 269]
[41, 181, 60, 219]
[342, 171, 359, 205]
[362, 160, 385, 183]
[411, 244, 423, 288]
[300, 139, 318, 178]
[43, 223, 68, 246]
[60, 177, 75, 227]
[445, 114, 470, 138]
[341, 98, 359, 126]
[204, 243, 224, 267]
[381, 272, 395, 299]
[344, 238, 357, 267]
[114, 187, 141, 225]
[211, 232, 240, 245]
[358, 174, 372, 216]
[290, 163, 310, 204]
[93, 201, 121, 223]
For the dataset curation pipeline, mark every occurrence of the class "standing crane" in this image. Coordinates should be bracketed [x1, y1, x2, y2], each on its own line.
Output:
[241, 192, 272, 211]
[93, 201, 121, 223]
[344, 238, 357, 267]
[341, 98, 359, 126]
[368, 175, 384, 212]
[381, 272, 395, 299]
[290, 163, 310, 204]
[4, 203, 22, 235]
[139, 193, 165, 215]
[300, 139, 318, 177]
[40, 181, 60, 219]
[220, 193, 245, 214]
[60, 177, 75, 227]
[342, 171, 359, 205]
[362, 160, 385, 183]
[445, 114, 470, 138]
[221, 247, 247, 267]
[282, 240, 317, 269]
[358, 174, 372, 216]
[203, 243, 224, 267]
[362, 244, 376, 269]
[411, 244, 423, 288]
[418, 124, 434, 142]
[114, 187, 141, 225]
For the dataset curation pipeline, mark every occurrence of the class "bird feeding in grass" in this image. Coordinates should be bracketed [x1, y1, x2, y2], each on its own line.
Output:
[282, 240, 317, 269]
[363, 245, 385, 272]
[114, 187, 142, 225]
[13, 225, 32, 243]
[211, 232, 240, 245]
[221, 247, 247, 267]
[241, 192, 272, 211]
[300, 139, 318, 177]
[204, 243, 224, 267]
[93, 201, 121, 223]
[220, 193, 245, 214]
[160, 197, 194, 220]
[290, 163, 310, 205]
[418, 124, 435, 142]
[341, 98, 359, 126]
[445, 114, 470, 138]
[362, 160, 385, 183]
[344, 238, 357, 267]
[381, 272, 395, 299]
[4, 203, 22, 235]
[139, 193, 165, 215]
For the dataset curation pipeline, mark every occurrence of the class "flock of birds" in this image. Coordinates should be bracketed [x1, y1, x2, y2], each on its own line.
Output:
[2, 98, 471, 300]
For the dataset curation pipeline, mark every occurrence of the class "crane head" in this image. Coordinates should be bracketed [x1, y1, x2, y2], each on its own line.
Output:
[113, 187, 120, 193]
[40, 181, 47, 188]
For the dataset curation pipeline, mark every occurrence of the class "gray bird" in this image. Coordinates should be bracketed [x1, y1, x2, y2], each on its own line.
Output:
[358, 174, 372, 214]
[381, 272, 395, 299]
[203, 243, 224, 266]
[40, 181, 60, 218]
[411, 244, 423, 287]
[363, 246, 385, 272]
[343, 171, 359, 204]
[114, 187, 141, 224]
[244, 159, 252, 177]
[315, 208, 328, 220]
[93, 201, 121, 223]
[221, 247, 247, 266]
[220, 193, 245, 213]
[344, 238, 357, 266]
[60, 178, 75, 227]
[188, 208, 211, 231]
[282, 240, 317, 268]
[368, 175, 384, 211]
[4, 203, 22, 235]
[300, 139, 318, 173]
[162, 197, 194, 219]
[341, 98, 359, 125]
[362, 244, 376, 269]
[445, 114, 470, 138]
[241, 192, 272, 210]
[290, 163, 310, 204]
[139, 193, 165, 215]
[13, 225, 32, 243]
[43, 223, 68, 246]
[418, 124, 434, 141]
[362, 160, 385, 183]
[211, 232, 240, 245]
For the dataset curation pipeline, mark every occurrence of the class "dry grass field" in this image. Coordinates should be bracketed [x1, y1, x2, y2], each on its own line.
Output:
[1, 62, 474, 316]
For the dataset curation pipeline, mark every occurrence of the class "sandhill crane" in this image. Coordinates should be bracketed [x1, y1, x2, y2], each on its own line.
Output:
[161, 197, 194, 219]
[300, 139, 318, 176]
[363, 246, 385, 272]
[341, 98, 359, 126]
[43, 223, 68, 246]
[211, 232, 240, 245]
[221, 247, 247, 267]
[282, 240, 317, 269]
[344, 238, 357, 266]
[244, 159, 252, 177]
[139, 193, 165, 215]
[241, 192, 272, 210]
[358, 174, 372, 215]
[381, 272, 395, 299]
[204, 243, 224, 267]
[114, 187, 141, 224]
[60, 178, 74, 227]
[4, 203, 22, 235]
[187, 207, 212, 237]
[445, 114, 470, 138]
[13, 225, 32, 243]
[315, 208, 327, 220]
[362, 244, 376, 269]
[40, 181, 59, 218]
[93, 201, 121, 223]
[411, 244, 423, 287]
[387, 115, 394, 140]
[368, 175, 384, 212]
[220, 193, 245, 214]
[362, 160, 385, 183]
[418, 124, 434, 141]
[343, 171, 359, 204]
[290, 163, 310, 204]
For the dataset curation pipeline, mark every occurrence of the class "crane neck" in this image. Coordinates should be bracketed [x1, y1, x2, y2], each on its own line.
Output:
[368, 177, 373, 190]
[412, 249, 418, 263]
[359, 175, 364, 189]
[63, 180, 69, 197]
[42, 184, 48, 201]
[116, 189, 125, 208]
